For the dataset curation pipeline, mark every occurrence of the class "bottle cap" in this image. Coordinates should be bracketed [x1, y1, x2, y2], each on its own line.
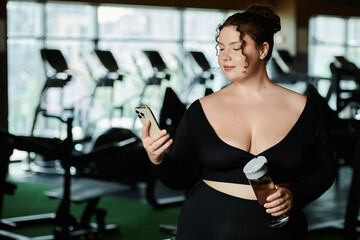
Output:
[243, 156, 268, 180]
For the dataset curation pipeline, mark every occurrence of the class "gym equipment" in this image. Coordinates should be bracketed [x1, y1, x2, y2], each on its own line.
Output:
[267, 49, 311, 84]
[159, 87, 186, 140]
[328, 56, 360, 117]
[0, 115, 138, 239]
[159, 224, 177, 240]
[31, 48, 74, 136]
[183, 51, 214, 101]
[143, 50, 171, 84]
[188, 51, 214, 84]
[79, 49, 130, 139]
[76, 128, 186, 209]
[89, 50, 125, 120]
[28, 48, 76, 175]
[136, 50, 171, 107]
[75, 127, 151, 184]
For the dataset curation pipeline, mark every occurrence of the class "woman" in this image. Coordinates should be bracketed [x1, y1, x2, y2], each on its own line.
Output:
[141, 4, 336, 239]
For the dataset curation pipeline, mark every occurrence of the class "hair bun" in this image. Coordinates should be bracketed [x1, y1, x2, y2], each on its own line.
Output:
[247, 4, 281, 33]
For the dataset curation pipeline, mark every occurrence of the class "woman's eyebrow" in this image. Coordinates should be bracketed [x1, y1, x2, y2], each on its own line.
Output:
[217, 41, 241, 46]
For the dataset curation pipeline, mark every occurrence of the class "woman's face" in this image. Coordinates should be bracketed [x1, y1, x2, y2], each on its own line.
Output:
[217, 26, 262, 82]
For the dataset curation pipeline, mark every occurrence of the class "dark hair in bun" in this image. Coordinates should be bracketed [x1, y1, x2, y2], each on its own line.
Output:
[216, 4, 281, 70]
[246, 4, 281, 34]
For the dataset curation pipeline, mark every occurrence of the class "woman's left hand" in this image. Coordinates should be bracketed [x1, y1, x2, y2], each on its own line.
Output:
[263, 186, 293, 216]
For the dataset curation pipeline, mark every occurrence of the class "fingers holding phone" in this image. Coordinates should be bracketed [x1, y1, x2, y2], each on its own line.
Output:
[135, 107, 173, 164]
[142, 120, 173, 164]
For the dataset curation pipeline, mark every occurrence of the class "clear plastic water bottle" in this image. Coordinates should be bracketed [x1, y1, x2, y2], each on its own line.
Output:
[243, 156, 289, 228]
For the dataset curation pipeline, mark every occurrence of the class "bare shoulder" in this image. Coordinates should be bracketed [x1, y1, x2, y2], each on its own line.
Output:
[199, 87, 227, 108]
[275, 85, 307, 112]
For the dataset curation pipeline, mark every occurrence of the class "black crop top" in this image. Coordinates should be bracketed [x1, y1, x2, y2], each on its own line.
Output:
[152, 98, 336, 207]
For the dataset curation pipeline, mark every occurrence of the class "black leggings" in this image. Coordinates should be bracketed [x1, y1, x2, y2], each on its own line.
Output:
[176, 181, 308, 240]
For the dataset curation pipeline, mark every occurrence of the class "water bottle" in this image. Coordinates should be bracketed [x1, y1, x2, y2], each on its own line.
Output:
[243, 156, 289, 228]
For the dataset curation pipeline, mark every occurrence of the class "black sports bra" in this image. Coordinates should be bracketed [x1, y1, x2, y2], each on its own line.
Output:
[152, 98, 336, 207]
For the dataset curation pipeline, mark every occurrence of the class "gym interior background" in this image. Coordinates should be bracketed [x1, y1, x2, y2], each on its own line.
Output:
[1, 0, 360, 239]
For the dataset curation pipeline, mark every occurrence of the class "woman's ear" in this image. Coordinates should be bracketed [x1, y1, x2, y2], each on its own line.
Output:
[259, 42, 269, 60]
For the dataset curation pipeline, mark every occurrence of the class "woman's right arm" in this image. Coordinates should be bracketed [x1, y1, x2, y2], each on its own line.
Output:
[141, 119, 173, 165]
[141, 110, 201, 190]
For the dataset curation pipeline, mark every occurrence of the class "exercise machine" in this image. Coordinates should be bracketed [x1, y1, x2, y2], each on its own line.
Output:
[28, 48, 75, 175]
[88, 49, 125, 122]
[136, 50, 172, 108]
[0, 115, 138, 239]
[180, 51, 214, 102]
[188, 51, 214, 86]
[267, 49, 311, 84]
[31, 48, 74, 137]
[328, 56, 360, 118]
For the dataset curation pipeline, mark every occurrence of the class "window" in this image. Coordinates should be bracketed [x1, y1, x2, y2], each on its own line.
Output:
[45, 3, 95, 38]
[8, 1, 96, 138]
[347, 17, 360, 66]
[97, 6, 183, 121]
[309, 15, 360, 77]
[7, 1, 231, 140]
[99, 6, 180, 40]
[7, 2, 43, 135]
[183, 9, 225, 41]
[7, 1, 42, 37]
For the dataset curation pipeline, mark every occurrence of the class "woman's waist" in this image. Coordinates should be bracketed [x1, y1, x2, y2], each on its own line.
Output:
[202, 179, 292, 200]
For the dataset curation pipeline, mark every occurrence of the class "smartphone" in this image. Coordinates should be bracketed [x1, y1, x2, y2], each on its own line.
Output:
[135, 106, 161, 137]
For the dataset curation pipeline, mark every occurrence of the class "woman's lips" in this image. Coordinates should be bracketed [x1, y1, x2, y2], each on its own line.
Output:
[224, 65, 235, 71]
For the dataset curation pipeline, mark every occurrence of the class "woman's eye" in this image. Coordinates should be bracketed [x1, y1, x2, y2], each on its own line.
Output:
[219, 48, 224, 51]
[233, 48, 241, 51]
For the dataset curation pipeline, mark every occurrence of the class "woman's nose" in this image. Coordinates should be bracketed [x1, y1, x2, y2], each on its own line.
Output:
[221, 51, 230, 61]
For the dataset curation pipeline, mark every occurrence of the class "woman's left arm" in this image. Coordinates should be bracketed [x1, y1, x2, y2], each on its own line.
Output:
[285, 118, 336, 209]
[265, 117, 337, 215]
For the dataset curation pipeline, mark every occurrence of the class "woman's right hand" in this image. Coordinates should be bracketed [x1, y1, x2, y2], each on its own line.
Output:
[141, 120, 173, 165]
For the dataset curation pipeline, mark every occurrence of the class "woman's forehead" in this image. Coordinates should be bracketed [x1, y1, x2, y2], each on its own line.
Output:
[218, 26, 240, 43]
[218, 26, 253, 44]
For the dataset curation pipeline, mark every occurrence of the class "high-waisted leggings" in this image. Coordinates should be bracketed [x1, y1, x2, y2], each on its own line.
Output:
[176, 181, 308, 240]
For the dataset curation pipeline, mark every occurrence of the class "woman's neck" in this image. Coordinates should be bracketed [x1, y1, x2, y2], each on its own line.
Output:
[230, 71, 274, 97]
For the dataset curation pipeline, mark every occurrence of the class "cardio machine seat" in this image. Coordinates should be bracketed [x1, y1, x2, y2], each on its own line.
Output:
[45, 177, 130, 203]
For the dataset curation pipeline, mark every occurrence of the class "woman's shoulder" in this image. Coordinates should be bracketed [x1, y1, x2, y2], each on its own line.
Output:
[276, 84, 307, 112]
[279, 86, 330, 133]
[199, 86, 228, 108]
